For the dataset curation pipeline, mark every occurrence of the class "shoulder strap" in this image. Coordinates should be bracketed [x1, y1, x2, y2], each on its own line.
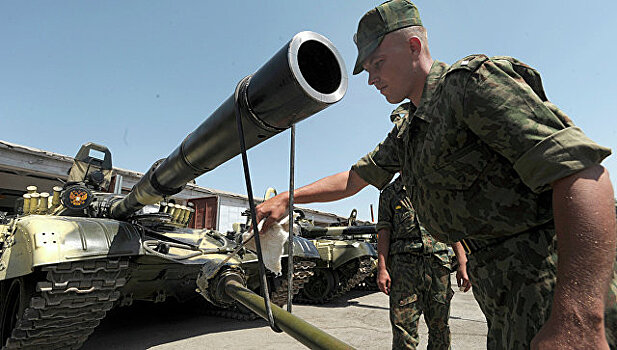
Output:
[446, 54, 489, 75]
[490, 56, 548, 101]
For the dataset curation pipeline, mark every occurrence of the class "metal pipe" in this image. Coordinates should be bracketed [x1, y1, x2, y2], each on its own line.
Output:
[113, 174, 124, 194]
[110, 31, 347, 219]
[173, 205, 186, 223]
[51, 186, 62, 209]
[22, 194, 31, 215]
[186, 207, 195, 226]
[223, 279, 354, 350]
[181, 207, 191, 225]
[29, 193, 40, 215]
[174, 205, 188, 224]
[38, 192, 49, 214]
[167, 203, 177, 216]
[287, 125, 296, 312]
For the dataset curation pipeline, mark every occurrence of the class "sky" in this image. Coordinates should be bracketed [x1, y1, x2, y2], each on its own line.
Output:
[1, 1, 616, 222]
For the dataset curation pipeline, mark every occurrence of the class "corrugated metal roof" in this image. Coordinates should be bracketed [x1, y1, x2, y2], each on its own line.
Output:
[0, 139, 346, 221]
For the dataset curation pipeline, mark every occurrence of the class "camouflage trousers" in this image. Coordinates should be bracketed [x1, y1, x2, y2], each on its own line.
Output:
[467, 225, 617, 349]
[388, 253, 453, 350]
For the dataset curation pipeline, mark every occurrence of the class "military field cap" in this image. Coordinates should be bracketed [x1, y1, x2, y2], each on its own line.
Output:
[352, 0, 422, 75]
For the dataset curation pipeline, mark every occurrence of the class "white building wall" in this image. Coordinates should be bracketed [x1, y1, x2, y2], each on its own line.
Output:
[217, 196, 250, 233]
[216, 195, 342, 232]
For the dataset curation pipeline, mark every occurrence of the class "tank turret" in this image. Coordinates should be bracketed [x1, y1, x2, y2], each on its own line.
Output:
[0, 31, 353, 349]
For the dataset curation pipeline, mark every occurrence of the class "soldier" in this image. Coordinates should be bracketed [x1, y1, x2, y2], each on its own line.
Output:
[378, 172, 471, 349]
[377, 104, 471, 349]
[257, 1, 617, 348]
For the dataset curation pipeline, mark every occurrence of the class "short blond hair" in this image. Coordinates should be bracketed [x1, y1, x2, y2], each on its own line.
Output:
[393, 26, 430, 55]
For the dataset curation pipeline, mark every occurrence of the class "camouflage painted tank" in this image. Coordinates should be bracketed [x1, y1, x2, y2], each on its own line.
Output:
[320, 209, 379, 292]
[337, 210, 379, 292]
[0, 31, 353, 350]
[294, 210, 377, 304]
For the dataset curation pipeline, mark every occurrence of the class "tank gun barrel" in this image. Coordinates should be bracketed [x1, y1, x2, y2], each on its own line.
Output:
[110, 31, 347, 219]
[223, 278, 354, 349]
[299, 224, 377, 239]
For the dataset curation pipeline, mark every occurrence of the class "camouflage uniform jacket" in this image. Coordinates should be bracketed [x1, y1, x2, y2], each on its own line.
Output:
[352, 55, 611, 243]
[378, 176, 451, 270]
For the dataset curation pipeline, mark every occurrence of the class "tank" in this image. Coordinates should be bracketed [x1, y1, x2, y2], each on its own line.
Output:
[334, 210, 379, 292]
[293, 210, 377, 304]
[0, 31, 353, 349]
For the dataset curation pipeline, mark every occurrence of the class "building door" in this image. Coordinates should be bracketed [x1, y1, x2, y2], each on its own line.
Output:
[189, 196, 218, 229]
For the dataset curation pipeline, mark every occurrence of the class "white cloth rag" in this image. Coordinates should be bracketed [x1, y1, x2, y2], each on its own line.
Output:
[242, 216, 291, 276]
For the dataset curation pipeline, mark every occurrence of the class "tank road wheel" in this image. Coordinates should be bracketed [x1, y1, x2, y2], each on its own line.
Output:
[296, 268, 339, 304]
[1, 277, 36, 348]
[1, 280, 21, 346]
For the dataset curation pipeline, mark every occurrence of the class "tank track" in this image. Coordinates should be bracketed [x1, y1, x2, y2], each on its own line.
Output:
[354, 258, 379, 291]
[296, 256, 373, 304]
[354, 271, 380, 291]
[269, 260, 316, 307]
[202, 304, 259, 321]
[330, 256, 373, 299]
[3, 259, 129, 350]
[202, 260, 315, 321]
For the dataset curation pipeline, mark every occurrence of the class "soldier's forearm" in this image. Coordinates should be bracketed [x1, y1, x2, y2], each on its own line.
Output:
[256, 170, 369, 232]
[451, 242, 467, 266]
[291, 169, 369, 204]
[377, 228, 391, 270]
[550, 165, 616, 326]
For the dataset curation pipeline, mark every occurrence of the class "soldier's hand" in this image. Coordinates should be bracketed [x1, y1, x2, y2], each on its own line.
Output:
[255, 192, 289, 233]
[377, 268, 391, 295]
[456, 262, 471, 292]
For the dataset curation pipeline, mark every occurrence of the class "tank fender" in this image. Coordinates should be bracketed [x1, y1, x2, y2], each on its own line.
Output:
[287, 236, 320, 259]
[0, 222, 33, 280]
[0, 216, 141, 280]
[331, 241, 377, 269]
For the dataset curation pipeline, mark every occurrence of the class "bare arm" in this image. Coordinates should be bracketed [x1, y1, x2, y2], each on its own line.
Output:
[377, 228, 391, 295]
[451, 242, 471, 292]
[255, 169, 369, 232]
[532, 165, 616, 349]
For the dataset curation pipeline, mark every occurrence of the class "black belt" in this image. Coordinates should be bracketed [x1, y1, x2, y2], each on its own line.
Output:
[460, 236, 510, 255]
[460, 221, 555, 255]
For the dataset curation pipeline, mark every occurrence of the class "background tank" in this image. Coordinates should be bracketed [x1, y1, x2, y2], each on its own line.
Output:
[227, 211, 320, 309]
[0, 31, 351, 349]
[293, 210, 377, 304]
[335, 210, 379, 291]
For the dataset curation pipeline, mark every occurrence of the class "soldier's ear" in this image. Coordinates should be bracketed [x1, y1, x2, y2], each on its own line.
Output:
[408, 37, 422, 56]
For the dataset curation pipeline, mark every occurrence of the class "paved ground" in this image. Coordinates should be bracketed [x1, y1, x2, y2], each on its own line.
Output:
[83, 275, 487, 349]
